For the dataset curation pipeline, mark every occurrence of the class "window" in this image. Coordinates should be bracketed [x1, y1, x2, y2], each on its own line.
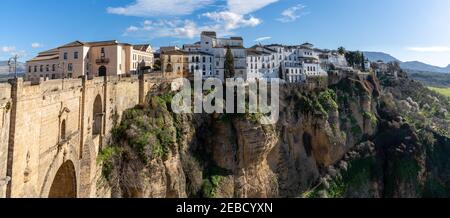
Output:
[191, 66, 194, 73]
[192, 56, 195, 62]
[52, 64, 56, 71]
[101, 48, 105, 58]
[46, 65, 49, 72]
[52, 74, 56, 79]
[29, 66, 31, 73]
[68, 63, 73, 71]
[64, 52, 68, 60]
[203, 57, 206, 63]
[40, 65, 43, 72]
[203, 65, 206, 71]
[74, 51, 79, 59]
[196, 56, 199, 63]
[34, 66, 37, 72]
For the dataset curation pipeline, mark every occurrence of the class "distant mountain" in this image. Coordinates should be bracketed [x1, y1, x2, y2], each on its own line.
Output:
[0, 60, 26, 75]
[406, 69, 450, 87]
[363, 52, 399, 63]
[363, 52, 450, 74]
[400, 61, 449, 74]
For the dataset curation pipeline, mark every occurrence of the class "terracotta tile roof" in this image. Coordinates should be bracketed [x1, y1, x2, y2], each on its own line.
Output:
[28, 54, 59, 62]
[58, 40, 131, 48]
[133, 44, 151, 52]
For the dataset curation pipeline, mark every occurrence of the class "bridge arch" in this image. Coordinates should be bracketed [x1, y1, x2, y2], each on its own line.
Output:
[93, 94, 103, 136]
[48, 160, 77, 198]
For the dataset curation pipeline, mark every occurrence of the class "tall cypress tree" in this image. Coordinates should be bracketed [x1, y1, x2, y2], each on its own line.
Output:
[278, 64, 283, 79]
[361, 53, 366, 71]
[224, 46, 235, 78]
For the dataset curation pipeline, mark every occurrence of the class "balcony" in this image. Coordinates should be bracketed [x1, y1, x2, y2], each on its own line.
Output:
[96, 57, 110, 64]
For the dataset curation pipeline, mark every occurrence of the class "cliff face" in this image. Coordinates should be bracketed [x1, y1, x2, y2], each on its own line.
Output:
[99, 68, 450, 198]
[305, 67, 450, 198]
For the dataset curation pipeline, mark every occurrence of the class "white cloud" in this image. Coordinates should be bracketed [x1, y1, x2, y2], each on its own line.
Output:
[1, 46, 16, 53]
[227, 0, 279, 14]
[118, 0, 280, 40]
[406, 46, 450, 53]
[278, 4, 307, 23]
[126, 26, 139, 33]
[107, 0, 214, 17]
[125, 11, 262, 39]
[255, 36, 272, 42]
[125, 20, 202, 39]
[202, 11, 261, 31]
[31, 43, 42, 49]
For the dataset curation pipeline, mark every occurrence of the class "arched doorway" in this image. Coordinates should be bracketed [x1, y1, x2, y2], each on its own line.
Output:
[93, 95, 103, 136]
[48, 161, 77, 198]
[98, 66, 107, 77]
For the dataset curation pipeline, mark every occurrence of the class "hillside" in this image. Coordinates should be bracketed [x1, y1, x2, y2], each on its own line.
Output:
[0, 60, 26, 75]
[406, 70, 450, 87]
[429, 87, 450, 97]
[363, 52, 450, 74]
[363, 52, 399, 63]
[402, 61, 450, 74]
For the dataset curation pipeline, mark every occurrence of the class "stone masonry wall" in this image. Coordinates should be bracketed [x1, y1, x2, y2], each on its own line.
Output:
[0, 74, 162, 198]
[0, 83, 11, 198]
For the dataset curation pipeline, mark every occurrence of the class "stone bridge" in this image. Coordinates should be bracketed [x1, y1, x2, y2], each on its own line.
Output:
[0, 74, 173, 198]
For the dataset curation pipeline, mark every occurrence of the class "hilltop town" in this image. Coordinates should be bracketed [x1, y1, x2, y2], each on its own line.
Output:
[2, 30, 448, 199]
[24, 31, 372, 84]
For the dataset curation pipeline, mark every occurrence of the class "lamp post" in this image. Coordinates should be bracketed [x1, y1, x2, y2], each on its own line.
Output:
[8, 54, 19, 79]
[58, 62, 66, 79]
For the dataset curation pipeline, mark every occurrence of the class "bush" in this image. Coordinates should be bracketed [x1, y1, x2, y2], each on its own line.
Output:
[319, 89, 338, 113]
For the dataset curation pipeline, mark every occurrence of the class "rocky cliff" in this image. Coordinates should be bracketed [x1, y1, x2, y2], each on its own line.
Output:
[98, 68, 450, 198]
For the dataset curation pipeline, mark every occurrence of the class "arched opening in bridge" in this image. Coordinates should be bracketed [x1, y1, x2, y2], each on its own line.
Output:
[61, 119, 66, 140]
[48, 160, 77, 198]
[93, 95, 103, 136]
[98, 66, 107, 77]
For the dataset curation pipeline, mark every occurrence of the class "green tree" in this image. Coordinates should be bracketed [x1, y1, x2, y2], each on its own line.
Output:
[345, 51, 364, 69]
[224, 46, 235, 78]
[338, 47, 346, 55]
[153, 59, 161, 71]
[278, 64, 283, 79]
[361, 53, 366, 71]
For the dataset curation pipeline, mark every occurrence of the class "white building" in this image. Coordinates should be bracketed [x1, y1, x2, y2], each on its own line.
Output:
[246, 45, 280, 80]
[319, 51, 348, 70]
[183, 43, 201, 52]
[185, 51, 214, 78]
[199, 32, 246, 80]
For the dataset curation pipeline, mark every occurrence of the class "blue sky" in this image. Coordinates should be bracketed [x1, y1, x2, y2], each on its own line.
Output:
[1, 0, 450, 67]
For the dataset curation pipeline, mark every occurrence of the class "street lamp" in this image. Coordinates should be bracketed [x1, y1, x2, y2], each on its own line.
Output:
[8, 54, 19, 79]
[58, 62, 66, 79]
